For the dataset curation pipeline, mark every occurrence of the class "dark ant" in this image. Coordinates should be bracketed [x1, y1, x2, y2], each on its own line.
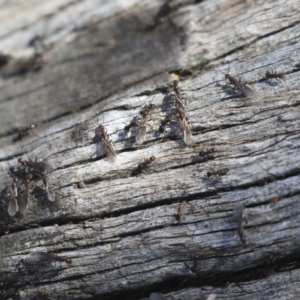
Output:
[13, 124, 36, 142]
[224, 73, 255, 98]
[140, 102, 156, 119]
[199, 148, 216, 161]
[158, 113, 173, 133]
[132, 156, 156, 176]
[124, 120, 139, 133]
[199, 148, 216, 157]
[96, 124, 117, 163]
[206, 168, 227, 178]
[18, 158, 53, 174]
[137, 155, 155, 170]
[265, 70, 285, 81]
[218, 65, 255, 98]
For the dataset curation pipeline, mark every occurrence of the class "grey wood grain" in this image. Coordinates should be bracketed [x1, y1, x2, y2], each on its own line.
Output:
[0, 0, 300, 299]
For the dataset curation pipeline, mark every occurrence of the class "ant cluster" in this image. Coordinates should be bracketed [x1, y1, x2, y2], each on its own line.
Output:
[220, 64, 286, 98]
[6, 158, 54, 217]
[6, 63, 283, 244]
[95, 75, 218, 177]
[157, 75, 194, 145]
[95, 74, 220, 171]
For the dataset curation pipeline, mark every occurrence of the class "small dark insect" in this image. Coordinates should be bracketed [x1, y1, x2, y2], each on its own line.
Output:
[13, 124, 36, 142]
[18, 173, 33, 215]
[43, 177, 55, 202]
[177, 200, 187, 224]
[207, 168, 227, 178]
[29, 251, 72, 264]
[224, 73, 255, 98]
[199, 148, 216, 157]
[19, 258, 35, 274]
[265, 70, 285, 81]
[7, 177, 19, 216]
[132, 156, 156, 176]
[176, 109, 194, 145]
[140, 102, 156, 119]
[97, 124, 117, 163]
[124, 120, 139, 133]
[199, 148, 216, 161]
[234, 203, 246, 244]
[138, 156, 155, 170]
[18, 158, 53, 174]
[158, 113, 173, 133]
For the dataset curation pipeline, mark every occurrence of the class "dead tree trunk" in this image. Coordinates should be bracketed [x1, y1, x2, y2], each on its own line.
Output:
[0, 0, 300, 299]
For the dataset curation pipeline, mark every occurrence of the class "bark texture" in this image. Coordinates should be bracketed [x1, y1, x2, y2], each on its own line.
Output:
[0, 0, 300, 299]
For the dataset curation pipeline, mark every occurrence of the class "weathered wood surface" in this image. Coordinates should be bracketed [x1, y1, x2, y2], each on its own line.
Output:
[0, 0, 300, 299]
